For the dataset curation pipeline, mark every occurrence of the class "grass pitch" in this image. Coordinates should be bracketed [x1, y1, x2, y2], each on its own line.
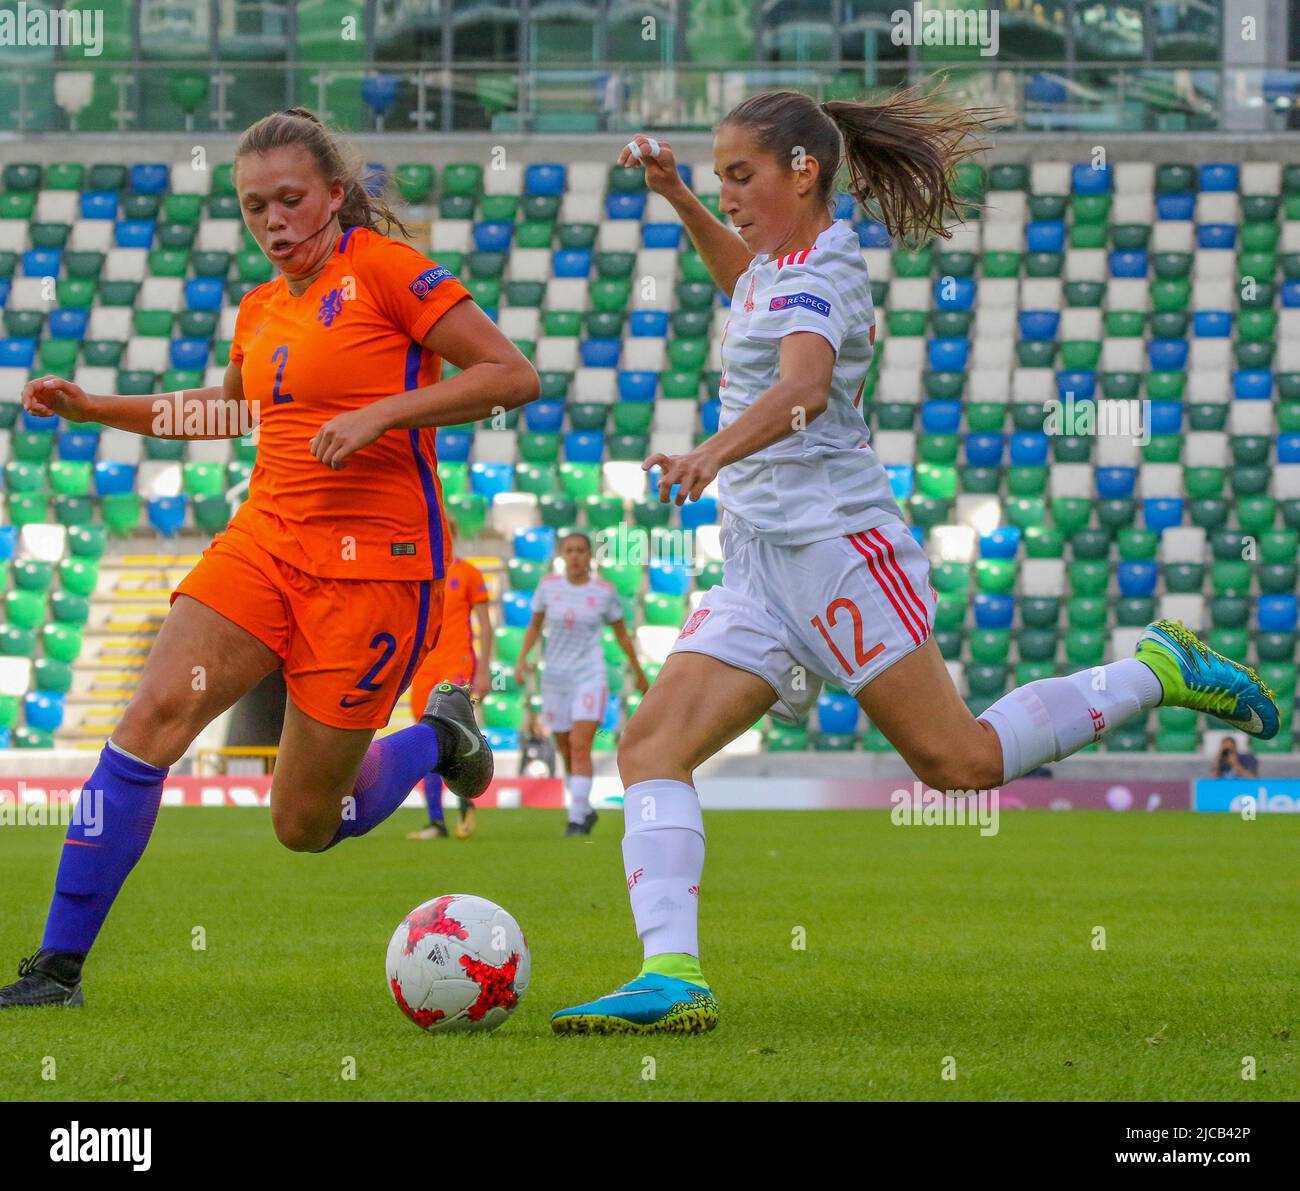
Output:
[0, 807, 1295, 1101]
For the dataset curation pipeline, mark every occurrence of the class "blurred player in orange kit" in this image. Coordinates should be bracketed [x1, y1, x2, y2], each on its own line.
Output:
[406, 517, 493, 839]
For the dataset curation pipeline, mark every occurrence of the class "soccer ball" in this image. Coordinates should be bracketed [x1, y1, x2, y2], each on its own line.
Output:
[386, 894, 531, 1033]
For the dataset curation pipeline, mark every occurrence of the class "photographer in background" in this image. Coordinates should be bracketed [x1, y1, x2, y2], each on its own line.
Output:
[1213, 735, 1259, 779]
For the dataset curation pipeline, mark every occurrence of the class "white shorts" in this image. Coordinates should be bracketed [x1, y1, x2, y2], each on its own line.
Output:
[541, 676, 608, 733]
[669, 516, 937, 723]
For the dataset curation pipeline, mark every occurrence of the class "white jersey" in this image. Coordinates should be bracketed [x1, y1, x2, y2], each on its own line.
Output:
[717, 218, 898, 545]
[531, 574, 623, 685]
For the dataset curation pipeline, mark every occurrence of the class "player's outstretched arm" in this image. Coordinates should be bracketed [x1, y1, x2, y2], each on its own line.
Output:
[20, 366, 252, 441]
[618, 134, 752, 299]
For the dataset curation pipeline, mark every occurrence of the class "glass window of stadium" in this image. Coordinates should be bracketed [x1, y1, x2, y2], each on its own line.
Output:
[1073, 0, 1146, 61]
[452, 0, 520, 129]
[374, 0, 447, 133]
[999, 0, 1069, 61]
[841, 0, 911, 89]
[1152, 0, 1221, 62]
[760, 0, 836, 63]
[218, 1, 291, 132]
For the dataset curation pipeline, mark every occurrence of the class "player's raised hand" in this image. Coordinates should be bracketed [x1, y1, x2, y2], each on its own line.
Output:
[617, 134, 685, 198]
[644, 446, 720, 506]
[21, 375, 96, 423]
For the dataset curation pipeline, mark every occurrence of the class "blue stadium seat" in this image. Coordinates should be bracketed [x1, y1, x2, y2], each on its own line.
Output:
[1199, 163, 1238, 192]
[1109, 251, 1148, 277]
[1056, 370, 1096, 401]
[1196, 224, 1236, 250]
[629, 311, 669, 337]
[1280, 280, 1300, 307]
[1072, 162, 1112, 193]
[501, 590, 533, 628]
[94, 461, 137, 496]
[22, 410, 59, 432]
[24, 692, 64, 733]
[648, 560, 691, 596]
[525, 163, 566, 196]
[605, 193, 645, 220]
[886, 465, 914, 501]
[973, 593, 1014, 630]
[580, 339, 619, 368]
[115, 220, 154, 249]
[855, 221, 890, 248]
[130, 163, 169, 194]
[1149, 401, 1183, 434]
[360, 75, 399, 122]
[817, 692, 859, 734]
[1234, 371, 1272, 399]
[1026, 221, 1065, 253]
[642, 224, 681, 250]
[80, 191, 117, 220]
[0, 340, 37, 368]
[833, 192, 856, 220]
[0, 527, 16, 562]
[1148, 339, 1189, 370]
[929, 338, 969, 371]
[470, 462, 513, 499]
[1156, 193, 1195, 219]
[1192, 312, 1232, 338]
[185, 278, 224, 311]
[171, 338, 209, 369]
[618, 371, 656, 401]
[484, 727, 520, 751]
[58, 431, 99, 461]
[922, 400, 961, 433]
[474, 221, 513, 253]
[979, 526, 1021, 559]
[1095, 467, 1137, 499]
[933, 277, 975, 311]
[552, 249, 591, 278]
[564, 431, 604, 462]
[1277, 434, 1300, 464]
[23, 248, 61, 276]
[1117, 561, 1158, 598]
[514, 526, 555, 561]
[524, 400, 564, 432]
[1258, 596, 1298, 633]
[435, 429, 472, 461]
[1010, 432, 1049, 465]
[147, 494, 188, 536]
[700, 399, 721, 434]
[48, 309, 88, 339]
[1143, 498, 1184, 533]
[1018, 310, 1059, 340]
[965, 432, 1004, 466]
[679, 496, 718, 530]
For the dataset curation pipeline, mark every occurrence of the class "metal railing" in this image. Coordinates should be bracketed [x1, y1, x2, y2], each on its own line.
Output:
[0, 60, 1295, 136]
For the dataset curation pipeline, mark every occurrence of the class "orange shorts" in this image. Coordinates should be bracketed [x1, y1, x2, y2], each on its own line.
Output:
[173, 522, 445, 730]
[408, 648, 475, 721]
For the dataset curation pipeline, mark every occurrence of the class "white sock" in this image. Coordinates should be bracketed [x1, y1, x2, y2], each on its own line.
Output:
[980, 658, 1164, 783]
[622, 779, 705, 960]
[567, 774, 592, 824]
[108, 738, 153, 766]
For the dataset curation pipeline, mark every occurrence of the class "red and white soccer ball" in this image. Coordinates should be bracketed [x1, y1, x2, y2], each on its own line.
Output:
[386, 894, 531, 1033]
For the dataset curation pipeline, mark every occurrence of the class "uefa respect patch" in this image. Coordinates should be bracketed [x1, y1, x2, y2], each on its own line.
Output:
[769, 291, 830, 316]
[408, 265, 455, 299]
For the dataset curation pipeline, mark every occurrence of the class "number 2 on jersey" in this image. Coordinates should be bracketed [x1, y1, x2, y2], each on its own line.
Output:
[271, 344, 294, 404]
[811, 597, 885, 676]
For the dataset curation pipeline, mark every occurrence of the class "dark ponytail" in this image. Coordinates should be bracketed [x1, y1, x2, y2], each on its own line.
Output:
[234, 106, 413, 241]
[723, 83, 1002, 247]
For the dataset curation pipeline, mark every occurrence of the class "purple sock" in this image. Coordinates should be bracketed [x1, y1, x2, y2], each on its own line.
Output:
[424, 773, 445, 823]
[323, 723, 441, 849]
[43, 743, 168, 956]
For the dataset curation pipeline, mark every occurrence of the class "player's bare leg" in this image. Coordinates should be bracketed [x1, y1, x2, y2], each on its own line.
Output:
[553, 653, 774, 1034]
[1, 596, 280, 1008]
[563, 719, 600, 835]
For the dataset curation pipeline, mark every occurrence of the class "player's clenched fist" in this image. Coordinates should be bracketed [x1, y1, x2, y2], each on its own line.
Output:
[617, 134, 686, 199]
[22, 375, 96, 423]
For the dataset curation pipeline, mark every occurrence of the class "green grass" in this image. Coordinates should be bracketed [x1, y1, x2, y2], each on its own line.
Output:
[0, 808, 1295, 1101]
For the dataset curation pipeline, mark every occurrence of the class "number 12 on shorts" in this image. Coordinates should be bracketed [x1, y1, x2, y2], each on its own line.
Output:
[811, 597, 884, 677]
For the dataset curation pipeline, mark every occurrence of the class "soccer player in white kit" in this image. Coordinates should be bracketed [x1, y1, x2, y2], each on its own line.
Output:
[515, 532, 649, 834]
[551, 87, 1278, 1035]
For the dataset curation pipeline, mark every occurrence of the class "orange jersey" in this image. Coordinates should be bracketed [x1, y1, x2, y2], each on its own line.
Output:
[229, 225, 469, 580]
[429, 557, 490, 662]
[407, 557, 489, 720]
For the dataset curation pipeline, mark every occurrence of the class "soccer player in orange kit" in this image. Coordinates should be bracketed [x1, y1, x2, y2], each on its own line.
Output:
[0, 107, 538, 1009]
[406, 517, 493, 840]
